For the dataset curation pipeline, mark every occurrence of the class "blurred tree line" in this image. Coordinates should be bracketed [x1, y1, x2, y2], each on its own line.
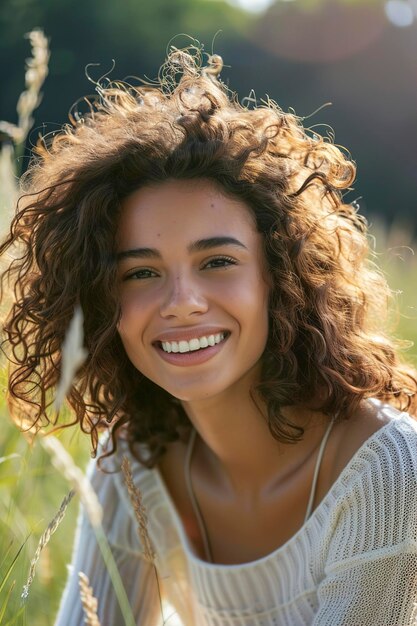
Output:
[1, 0, 416, 231]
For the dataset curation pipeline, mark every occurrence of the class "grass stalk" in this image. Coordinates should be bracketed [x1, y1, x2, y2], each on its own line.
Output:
[121, 455, 165, 623]
[21, 490, 75, 600]
[40, 436, 136, 626]
[78, 572, 101, 626]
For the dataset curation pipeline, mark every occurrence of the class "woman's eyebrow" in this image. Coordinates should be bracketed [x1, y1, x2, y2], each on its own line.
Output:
[189, 236, 248, 253]
[117, 247, 161, 261]
[116, 236, 248, 261]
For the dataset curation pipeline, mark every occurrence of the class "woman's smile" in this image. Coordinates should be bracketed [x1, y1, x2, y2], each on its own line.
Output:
[154, 329, 231, 366]
[116, 178, 270, 402]
[160, 332, 226, 354]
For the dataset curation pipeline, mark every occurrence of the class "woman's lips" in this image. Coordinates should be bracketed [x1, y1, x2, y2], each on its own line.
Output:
[154, 333, 229, 367]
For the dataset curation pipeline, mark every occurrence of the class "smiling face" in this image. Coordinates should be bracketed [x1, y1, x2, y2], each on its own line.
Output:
[116, 178, 270, 404]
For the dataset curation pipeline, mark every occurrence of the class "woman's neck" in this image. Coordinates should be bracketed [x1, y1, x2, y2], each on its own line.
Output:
[181, 382, 329, 501]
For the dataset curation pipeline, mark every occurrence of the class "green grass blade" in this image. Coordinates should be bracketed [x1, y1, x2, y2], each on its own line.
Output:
[1, 604, 25, 626]
[0, 580, 15, 622]
[0, 540, 14, 572]
[0, 536, 30, 595]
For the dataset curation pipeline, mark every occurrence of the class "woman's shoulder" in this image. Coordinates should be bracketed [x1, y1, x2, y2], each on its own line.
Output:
[329, 399, 417, 482]
[349, 399, 417, 467]
[368, 401, 417, 482]
[83, 436, 165, 547]
[310, 399, 416, 524]
[93, 434, 160, 496]
[323, 401, 417, 565]
[327, 399, 417, 521]
[83, 437, 173, 552]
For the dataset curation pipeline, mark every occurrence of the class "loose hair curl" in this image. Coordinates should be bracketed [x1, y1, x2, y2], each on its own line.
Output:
[1, 46, 416, 466]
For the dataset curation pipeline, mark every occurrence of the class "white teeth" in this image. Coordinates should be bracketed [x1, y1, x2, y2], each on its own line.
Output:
[189, 339, 200, 351]
[160, 332, 226, 353]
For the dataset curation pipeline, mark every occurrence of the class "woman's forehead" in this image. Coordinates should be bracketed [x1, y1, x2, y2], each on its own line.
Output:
[117, 179, 258, 247]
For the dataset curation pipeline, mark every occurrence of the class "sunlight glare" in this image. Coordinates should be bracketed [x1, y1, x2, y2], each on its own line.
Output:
[225, 0, 292, 14]
[385, 0, 414, 27]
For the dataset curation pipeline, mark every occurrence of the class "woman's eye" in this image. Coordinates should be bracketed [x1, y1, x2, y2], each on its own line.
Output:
[124, 268, 158, 281]
[203, 256, 237, 269]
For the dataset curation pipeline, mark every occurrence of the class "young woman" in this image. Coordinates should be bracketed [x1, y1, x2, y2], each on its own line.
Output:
[2, 47, 417, 625]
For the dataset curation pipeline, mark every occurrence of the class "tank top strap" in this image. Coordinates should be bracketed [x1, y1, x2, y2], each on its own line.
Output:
[304, 417, 336, 523]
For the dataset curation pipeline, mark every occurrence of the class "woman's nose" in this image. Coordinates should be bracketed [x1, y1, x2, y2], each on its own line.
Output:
[159, 273, 209, 319]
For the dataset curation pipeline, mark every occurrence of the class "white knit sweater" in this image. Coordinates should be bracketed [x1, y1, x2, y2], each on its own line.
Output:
[55, 401, 417, 625]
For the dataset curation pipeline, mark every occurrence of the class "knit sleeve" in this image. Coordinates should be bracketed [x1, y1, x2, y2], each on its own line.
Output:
[54, 455, 164, 626]
[312, 419, 417, 625]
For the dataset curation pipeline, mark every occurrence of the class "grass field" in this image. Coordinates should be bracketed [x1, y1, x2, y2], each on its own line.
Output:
[0, 417, 91, 626]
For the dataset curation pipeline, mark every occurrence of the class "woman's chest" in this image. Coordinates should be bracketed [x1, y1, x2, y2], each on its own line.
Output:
[158, 443, 326, 565]
[156, 405, 387, 565]
[184, 481, 313, 564]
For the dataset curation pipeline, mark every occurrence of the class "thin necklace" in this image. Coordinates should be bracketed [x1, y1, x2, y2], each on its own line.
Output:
[184, 418, 335, 564]
[184, 428, 214, 563]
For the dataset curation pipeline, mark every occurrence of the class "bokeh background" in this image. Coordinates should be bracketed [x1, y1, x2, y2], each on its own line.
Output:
[1, 1, 417, 624]
[2, 0, 417, 228]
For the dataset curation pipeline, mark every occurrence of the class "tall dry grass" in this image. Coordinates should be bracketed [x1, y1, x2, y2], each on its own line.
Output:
[78, 573, 101, 626]
[0, 29, 49, 173]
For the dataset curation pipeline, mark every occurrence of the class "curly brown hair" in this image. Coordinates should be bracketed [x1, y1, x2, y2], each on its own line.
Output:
[1, 46, 416, 466]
